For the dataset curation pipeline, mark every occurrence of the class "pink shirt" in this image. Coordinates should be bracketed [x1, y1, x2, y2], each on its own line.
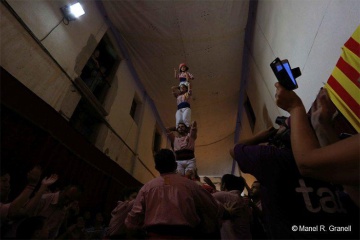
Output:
[0, 202, 10, 223]
[107, 200, 135, 236]
[177, 72, 194, 81]
[213, 190, 252, 239]
[173, 127, 197, 152]
[34, 192, 67, 239]
[125, 173, 222, 231]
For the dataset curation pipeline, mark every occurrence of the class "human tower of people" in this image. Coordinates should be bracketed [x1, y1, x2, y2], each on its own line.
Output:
[167, 63, 198, 177]
[1, 61, 358, 239]
[120, 63, 254, 239]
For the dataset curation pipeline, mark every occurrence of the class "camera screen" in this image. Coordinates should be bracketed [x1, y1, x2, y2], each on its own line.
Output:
[276, 62, 296, 85]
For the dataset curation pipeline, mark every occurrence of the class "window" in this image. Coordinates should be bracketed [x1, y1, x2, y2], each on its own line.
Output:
[244, 95, 256, 132]
[69, 99, 102, 143]
[71, 34, 119, 142]
[80, 34, 118, 104]
[153, 125, 161, 153]
[129, 94, 142, 124]
[130, 99, 137, 120]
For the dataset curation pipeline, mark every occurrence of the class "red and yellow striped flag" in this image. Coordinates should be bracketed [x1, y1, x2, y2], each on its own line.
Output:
[325, 25, 360, 132]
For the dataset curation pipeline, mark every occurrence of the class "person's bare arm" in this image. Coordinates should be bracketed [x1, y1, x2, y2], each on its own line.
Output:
[171, 86, 179, 97]
[275, 82, 359, 185]
[185, 71, 189, 81]
[189, 121, 197, 139]
[166, 126, 176, 143]
[7, 166, 42, 217]
[25, 174, 58, 216]
[203, 176, 216, 191]
[183, 87, 192, 100]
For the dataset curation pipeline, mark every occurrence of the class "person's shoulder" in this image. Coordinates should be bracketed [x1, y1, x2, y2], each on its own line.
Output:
[41, 191, 58, 198]
[185, 179, 209, 190]
[174, 175, 197, 185]
[212, 191, 226, 197]
[142, 177, 160, 187]
[214, 190, 237, 198]
[144, 175, 179, 188]
[0, 202, 10, 208]
[228, 190, 242, 195]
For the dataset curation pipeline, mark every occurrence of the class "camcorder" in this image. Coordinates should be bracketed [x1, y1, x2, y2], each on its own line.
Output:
[275, 116, 288, 126]
[270, 58, 301, 90]
[268, 116, 291, 149]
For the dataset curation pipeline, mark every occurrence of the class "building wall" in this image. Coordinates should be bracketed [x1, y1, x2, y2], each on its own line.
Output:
[1, 1, 167, 184]
[233, 0, 359, 186]
[244, 0, 359, 133]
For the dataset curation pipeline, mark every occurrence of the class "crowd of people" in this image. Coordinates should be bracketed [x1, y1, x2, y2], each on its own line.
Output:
[1, 63, 359, 239]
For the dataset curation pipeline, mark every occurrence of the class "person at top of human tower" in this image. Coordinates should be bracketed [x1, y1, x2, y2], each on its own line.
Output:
[174, 63, 194, 92]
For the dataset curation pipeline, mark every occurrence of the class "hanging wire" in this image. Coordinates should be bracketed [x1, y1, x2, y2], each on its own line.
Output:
[40, 17, 65, 42]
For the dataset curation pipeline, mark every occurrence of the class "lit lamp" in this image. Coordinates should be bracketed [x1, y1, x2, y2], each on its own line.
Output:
[60, 2, 85, 21]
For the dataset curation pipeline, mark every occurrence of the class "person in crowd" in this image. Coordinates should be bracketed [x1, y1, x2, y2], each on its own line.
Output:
[82, 49, 101, 87]
[1, 166, 58, 238]
[174, 63, 194, 91]
[85, 211, 108, 239]
[230, 115, 359, 239]
[172, 84, 192, 128]
[89, 49, 101, 70]
[106, 188, 141, 239]
[249, 181, 262, 211]
[33, 183, 83, 239]
[57, 216, 88, 239]
[166, 121, 197, 176]
[275, 84, 359, 206]
[56, 196, 81, 236]
[0, 168, 12, 204]
[16, 216, 49, 239]
[185, 169, 217, 194]
[125, 149, 223, 239]
[0, 166, 57, 224]
[212, 174, 252, 239]
[248, 180, 267, 239]
[82, 210, 93, 229]
[203, 176, 218, 193]
[1, 166, 41, 225]
[23, 173, 59, 216]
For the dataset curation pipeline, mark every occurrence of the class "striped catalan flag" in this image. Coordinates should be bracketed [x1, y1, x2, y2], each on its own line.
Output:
[325, 25, 360, 132]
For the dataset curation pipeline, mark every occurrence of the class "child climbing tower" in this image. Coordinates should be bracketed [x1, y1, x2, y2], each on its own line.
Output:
[174, 63, 194, 92]
[172, 84, 192, 128]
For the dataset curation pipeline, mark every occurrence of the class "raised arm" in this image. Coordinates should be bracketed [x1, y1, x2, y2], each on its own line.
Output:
[125, 190, 145, 230]
[186, 71, 194, 80]
[7, 166, 42, 217]
[203, 176, 217, 191]
[190, 121, 197, 139]
[25, 174, 58, 216]
[275, 82, 359, 185]
[171, 86, 180, 97]
[166, 126, 176, 143]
